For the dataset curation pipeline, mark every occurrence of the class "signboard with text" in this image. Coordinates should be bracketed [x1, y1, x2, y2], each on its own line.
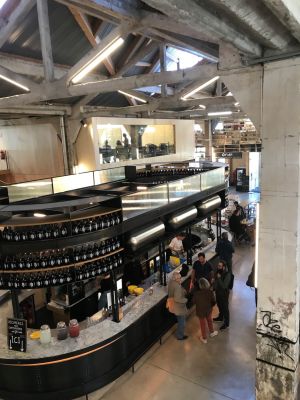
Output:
[221, 152, 243, 159]
[7, 318, 27, 352]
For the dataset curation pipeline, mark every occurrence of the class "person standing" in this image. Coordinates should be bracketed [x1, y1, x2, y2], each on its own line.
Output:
[193, 278, 218, 344]
[234, 201, 246, 220]
[190, 252, 213, 290]
[167, 271, 188, 340]
[215, 232, 235, 272]
[213, 260, 231, 330]
[169, 233, 185, 257]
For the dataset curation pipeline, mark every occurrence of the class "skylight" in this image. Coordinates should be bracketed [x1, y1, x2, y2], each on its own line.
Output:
[0, 0, 7, 9]
[153, 47, 203, 73]
[166, 47, 203, 71]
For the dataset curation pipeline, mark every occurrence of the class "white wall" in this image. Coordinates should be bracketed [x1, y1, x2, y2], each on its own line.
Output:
[0, 121, 64, 182]
[75, 117, 195, 172]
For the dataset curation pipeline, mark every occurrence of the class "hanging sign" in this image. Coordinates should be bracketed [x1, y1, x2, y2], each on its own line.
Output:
[7, 318, 27, 352]
[221, 152, 243, 158]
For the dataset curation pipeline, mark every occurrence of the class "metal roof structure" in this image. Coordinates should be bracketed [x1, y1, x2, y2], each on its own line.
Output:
[0, 0, 300, 119]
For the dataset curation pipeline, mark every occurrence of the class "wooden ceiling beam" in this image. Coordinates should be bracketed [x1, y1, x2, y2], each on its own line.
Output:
[68, 5, 115, 75]
[0, 0, 36, 48]
[0, 63, 219, 107]
[37, 0, 55, 82]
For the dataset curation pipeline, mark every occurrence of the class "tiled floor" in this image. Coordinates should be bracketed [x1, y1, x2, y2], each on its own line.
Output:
[89, 244, 256, 400]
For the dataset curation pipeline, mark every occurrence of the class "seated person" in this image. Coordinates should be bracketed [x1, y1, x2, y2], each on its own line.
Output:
[229, 209, 250, 242]
[169, 233, 185, 257]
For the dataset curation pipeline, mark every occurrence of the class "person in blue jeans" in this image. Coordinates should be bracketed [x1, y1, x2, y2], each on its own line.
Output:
[167, 271, 188, 340]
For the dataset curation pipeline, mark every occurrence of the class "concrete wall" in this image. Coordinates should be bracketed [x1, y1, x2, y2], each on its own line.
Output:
[0, 119, 64, 183]
[74, 117, 195, 172]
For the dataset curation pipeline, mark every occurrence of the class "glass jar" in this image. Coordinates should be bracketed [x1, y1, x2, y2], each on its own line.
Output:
[56, 321, 68, 340]
[40, 324, 51, 344]
[69, 319, 80, 338]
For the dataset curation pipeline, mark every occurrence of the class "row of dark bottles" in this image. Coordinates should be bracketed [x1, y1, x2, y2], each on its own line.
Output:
[137, 168, 204, 178]
[2, 249, 70, 271]
[2, 224, 68, 242]
[4, 268, 74, 289]
[0, 254, 123, 289]
[76, 254, 123, 280]
[72, 212, 122, 235]
[74, 238, 121, 262]
[2, 237, 121, 271]
[1, 211, 122, 242]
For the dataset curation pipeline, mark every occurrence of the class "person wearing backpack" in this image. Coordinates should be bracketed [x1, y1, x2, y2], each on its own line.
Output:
[213, 260, 231, 330]
[215, 232, 235, 272]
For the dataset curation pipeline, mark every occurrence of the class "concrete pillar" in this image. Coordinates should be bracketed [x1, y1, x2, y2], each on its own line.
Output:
[256, 58, 300, 400]
[223, 58, 300, 399]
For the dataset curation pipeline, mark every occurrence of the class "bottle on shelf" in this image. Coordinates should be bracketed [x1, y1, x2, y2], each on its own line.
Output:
[21, 230, 28, 241]
[61, 224, 68, 237]
[37, 229, 44, 240]
[74, 247, 80, 263]
[44, 226, 51, 239]
[52, 224, 60, 239]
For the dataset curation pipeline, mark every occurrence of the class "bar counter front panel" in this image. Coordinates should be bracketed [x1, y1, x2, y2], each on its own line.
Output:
[0, 293, 175, 400]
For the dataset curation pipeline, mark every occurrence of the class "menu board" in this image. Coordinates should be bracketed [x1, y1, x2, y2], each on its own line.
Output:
[7, 318, 27, 352]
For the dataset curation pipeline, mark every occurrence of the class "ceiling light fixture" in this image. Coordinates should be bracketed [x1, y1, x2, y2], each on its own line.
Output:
[71, 37, 125, 84]
[0, 74, 30, 92]
[181, 76, 220, 100]
[207, 111, 232, 116]
[34, 212, 46, 218]
[199, 104, 206, 110]
[118, 90, 148, 103]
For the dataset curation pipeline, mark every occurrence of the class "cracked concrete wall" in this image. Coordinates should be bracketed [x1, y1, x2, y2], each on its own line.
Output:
[257, 57, 300, 399]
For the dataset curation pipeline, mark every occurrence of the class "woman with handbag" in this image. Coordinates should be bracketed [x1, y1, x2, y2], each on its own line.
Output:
[167, 271, 188, 340]
[193, 278, 218, 344]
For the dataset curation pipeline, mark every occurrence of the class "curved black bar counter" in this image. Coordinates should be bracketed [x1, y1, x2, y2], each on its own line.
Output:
[0, 287, 175, 400]
[0, 163, 227, 399]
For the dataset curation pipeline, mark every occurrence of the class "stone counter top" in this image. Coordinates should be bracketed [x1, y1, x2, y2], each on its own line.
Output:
[0, 283, 168, 361]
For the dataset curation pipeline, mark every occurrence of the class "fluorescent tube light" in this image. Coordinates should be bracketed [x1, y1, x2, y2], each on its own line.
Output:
[181, 76, 220, 100]
[118, 90, 147, 103]
[207, 111, 232, 116]
[199, 105, 206, 109]
[0, 74, 29, 92]
[254, 203, 259, 288]
[71, 37, 124, 84]
[34, 212, 46, 218]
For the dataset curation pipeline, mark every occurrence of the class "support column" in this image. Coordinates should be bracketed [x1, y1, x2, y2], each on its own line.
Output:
[222, 57, 300, 399]
[255, 58, 300, 400]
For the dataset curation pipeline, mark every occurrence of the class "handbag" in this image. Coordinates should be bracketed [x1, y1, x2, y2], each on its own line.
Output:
[166, 297, 175, 313]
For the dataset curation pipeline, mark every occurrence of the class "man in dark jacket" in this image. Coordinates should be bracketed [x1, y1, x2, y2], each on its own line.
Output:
[190, 252, 213, 290]
[213, 260, 231, 330]
[215, 232, 235, 272]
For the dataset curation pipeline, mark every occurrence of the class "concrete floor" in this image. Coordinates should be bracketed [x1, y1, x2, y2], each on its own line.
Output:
[89, 244, 256, 400]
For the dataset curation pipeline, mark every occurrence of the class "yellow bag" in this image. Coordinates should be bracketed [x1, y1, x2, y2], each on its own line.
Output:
[170, 255, 181, 267]
[166, 297, 175, 313]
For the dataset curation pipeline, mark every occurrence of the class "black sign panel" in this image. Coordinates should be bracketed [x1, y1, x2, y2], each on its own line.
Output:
[221, 152, 243, 159]
[221, 151, 243, 158]
[7, 318, 27, 352]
